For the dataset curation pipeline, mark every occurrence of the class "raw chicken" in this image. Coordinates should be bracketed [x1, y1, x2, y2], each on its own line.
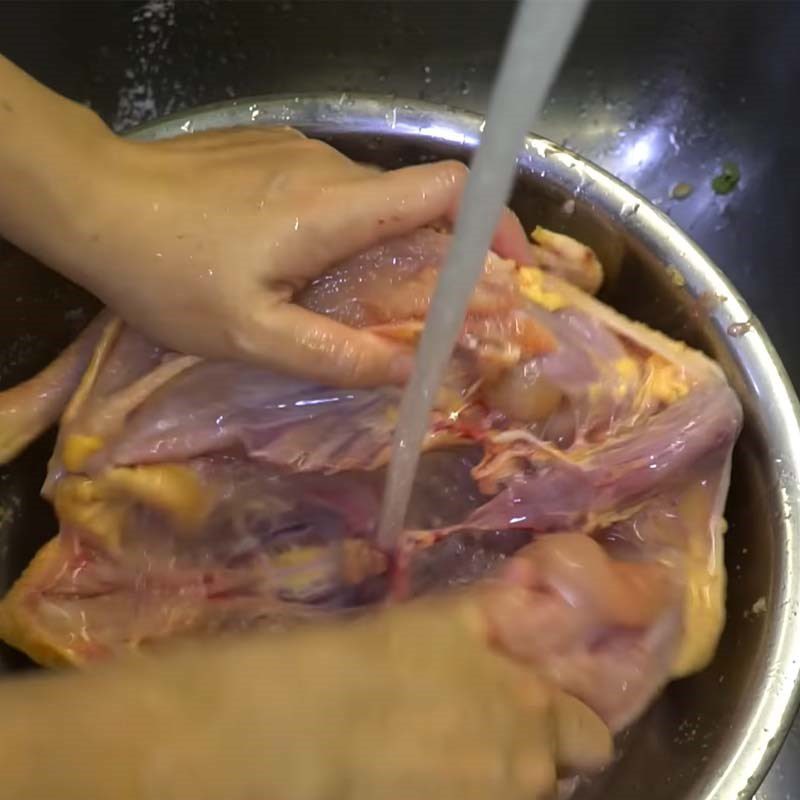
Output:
[0, 227, 741, 736]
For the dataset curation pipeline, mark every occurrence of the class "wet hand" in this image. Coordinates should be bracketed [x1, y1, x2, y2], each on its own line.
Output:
[162, 591, 612, 800]
[320, 592, 613, 799]
[131, 592, 612, 800]
[0, 588, 611, 800]
[0, 59, 534, 385]
[54, 125, 531, 387]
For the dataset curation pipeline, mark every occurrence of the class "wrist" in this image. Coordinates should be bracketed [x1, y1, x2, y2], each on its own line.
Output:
[0, 65, 122, 279]
[40, 117, 130, 285]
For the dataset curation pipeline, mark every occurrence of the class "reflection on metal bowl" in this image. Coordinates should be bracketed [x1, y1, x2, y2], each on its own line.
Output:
[2, 95, 799, 799]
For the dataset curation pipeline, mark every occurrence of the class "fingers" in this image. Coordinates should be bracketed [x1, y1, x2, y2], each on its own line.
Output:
[491, 207, 535, 265]
[443, 184, 533, 265]
[233, 303, 414, 388]
[304, 159, 533, 274]
[553, 692, 613, 773]
[302, 160, 469, 270]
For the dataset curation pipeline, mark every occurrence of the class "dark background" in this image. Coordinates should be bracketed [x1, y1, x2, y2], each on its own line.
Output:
[1, 1, 799, 796]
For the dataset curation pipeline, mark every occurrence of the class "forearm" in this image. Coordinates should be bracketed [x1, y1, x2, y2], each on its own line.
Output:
[0, 55, 115, 275]
[0, 596, 489, 800]
[0, 628, 351, 800]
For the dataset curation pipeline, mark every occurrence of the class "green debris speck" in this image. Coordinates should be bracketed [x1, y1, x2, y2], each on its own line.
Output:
[711, 162, 740, 195]
[670, 182, 694, 200]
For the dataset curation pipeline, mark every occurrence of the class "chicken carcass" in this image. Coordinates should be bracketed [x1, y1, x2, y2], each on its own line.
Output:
[0, 227, 741, 734]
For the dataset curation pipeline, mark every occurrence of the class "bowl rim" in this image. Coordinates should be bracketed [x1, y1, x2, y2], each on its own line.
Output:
[129, 93, 800, 798]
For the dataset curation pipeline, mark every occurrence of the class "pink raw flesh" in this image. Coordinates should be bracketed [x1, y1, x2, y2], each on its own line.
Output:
[0, 228, 741, 737]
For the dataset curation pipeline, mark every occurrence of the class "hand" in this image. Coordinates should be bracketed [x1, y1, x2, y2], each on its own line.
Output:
[0, 592, 611, 800]
[2, 80, 531, 387]
[310, 593, 613, 800]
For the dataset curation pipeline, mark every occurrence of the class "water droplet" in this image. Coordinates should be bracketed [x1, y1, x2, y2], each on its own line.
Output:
[727, 321, 753, 337]
[621, 203, 640, 219]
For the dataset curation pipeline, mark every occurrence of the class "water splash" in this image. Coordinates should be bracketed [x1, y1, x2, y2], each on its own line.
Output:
[377, 0, 589, 553]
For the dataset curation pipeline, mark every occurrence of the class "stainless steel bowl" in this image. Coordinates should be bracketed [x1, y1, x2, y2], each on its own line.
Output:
[2, 94, 799, 799]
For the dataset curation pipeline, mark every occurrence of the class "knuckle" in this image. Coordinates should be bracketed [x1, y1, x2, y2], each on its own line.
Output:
[332, 340, 381, 387]
[276, 126, 306, 139]
[226, 306, 270, 359]
[299, 137, 338, 158]
[226, 320, 257, 359]
[250, 125, 305, 141]
[335, 347, 367, 384]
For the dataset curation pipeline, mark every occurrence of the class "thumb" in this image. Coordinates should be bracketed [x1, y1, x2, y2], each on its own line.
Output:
[553, 692, 613, 774]
[232, 302, 414, 388]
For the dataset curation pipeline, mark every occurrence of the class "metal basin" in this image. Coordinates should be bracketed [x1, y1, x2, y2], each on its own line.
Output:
[2, 94, 800, 799]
